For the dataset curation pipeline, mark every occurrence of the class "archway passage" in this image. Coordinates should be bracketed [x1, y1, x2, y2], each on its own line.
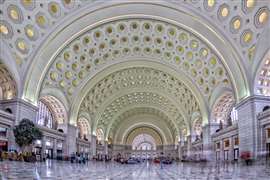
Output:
[211, 92, 235, 124]
[36, 95, 67, 130]
[36, 100, 54, 129]
[96, 128, 104, 145]
[77, 117, 90, 141]
[132, 134, 156, 151]
[125, 126, 163, 159]
[39, 96, 67, 124]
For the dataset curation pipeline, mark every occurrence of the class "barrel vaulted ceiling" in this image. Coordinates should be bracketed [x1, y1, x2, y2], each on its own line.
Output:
[42, 18, 231, 101]
[78, 66, 201, 135]
[109, 107, 178, 142]
[0, 0, 269, 141]
[0, 0, 268, 72]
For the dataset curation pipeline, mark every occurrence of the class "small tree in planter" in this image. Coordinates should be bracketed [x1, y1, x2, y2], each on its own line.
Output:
[13, 119, 43, 161]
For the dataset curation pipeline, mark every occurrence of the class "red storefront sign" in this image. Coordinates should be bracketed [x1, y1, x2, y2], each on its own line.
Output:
[0, 140, 7, 146]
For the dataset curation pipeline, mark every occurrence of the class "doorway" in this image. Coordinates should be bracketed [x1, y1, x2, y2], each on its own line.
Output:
[234, 148, 239, 161]
[45, 149, 53, 159]
[216, 151, 220, 161]
[224, 150, 229, 160]
[266, 143, 270, 159]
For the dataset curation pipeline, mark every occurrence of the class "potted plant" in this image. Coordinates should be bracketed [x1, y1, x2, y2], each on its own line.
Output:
[13, 119, 43, 162]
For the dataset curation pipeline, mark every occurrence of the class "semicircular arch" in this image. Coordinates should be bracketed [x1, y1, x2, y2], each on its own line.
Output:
[106, 106, 182, 141]
[22, 2, 249, 125]
[124, 126, 163, 146]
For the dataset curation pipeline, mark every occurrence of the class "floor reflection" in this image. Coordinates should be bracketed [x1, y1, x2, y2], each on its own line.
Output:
[0, 160, 269, 180]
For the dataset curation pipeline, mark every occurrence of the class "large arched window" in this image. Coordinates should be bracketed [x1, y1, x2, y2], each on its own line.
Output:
[96, 128, 104, 145]
[78, 117, 90, 140]
[193, 119, 202, 141]
[256, 56, 270, 96]
[36, 96, 67, 129]
[40, 96, 66, 124]
[36, 101, 54, 128]
[212, 92, 235, 125]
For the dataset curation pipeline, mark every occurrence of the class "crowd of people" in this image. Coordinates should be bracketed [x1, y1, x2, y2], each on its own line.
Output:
[0, 149, 175, 167]
[70, 152, 89, 164]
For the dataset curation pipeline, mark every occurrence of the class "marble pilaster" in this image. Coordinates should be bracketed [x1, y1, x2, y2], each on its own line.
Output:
[202, 124, 214, 161]
[65, 124, 77, 155]
[91, 135, 97, 157]
[104, 141, 108, 155]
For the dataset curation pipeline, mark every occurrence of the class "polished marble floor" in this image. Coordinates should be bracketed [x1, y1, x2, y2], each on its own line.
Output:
[0, 160, 270, 180]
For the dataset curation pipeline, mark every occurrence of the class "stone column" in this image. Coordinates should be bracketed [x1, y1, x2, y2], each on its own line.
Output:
[202, 124, 214, 161]
[53, 139, 57, 159]
[86, 134, 91, 142]
[91, 135, 97, 158]
[178, 141, 182, 160]
[65, 124, 77, 156]
[257, 123, 267, 161]
[220, 140, 224, 161]
[236, 95, 270, 160]
[41, 136, 46, 160]
[7, 127, 17, 151]
[104, 141, 108, 155]
[261, 127, 267, 160]
[187, 135, 192, 157]
[229, 137, 234, 161]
